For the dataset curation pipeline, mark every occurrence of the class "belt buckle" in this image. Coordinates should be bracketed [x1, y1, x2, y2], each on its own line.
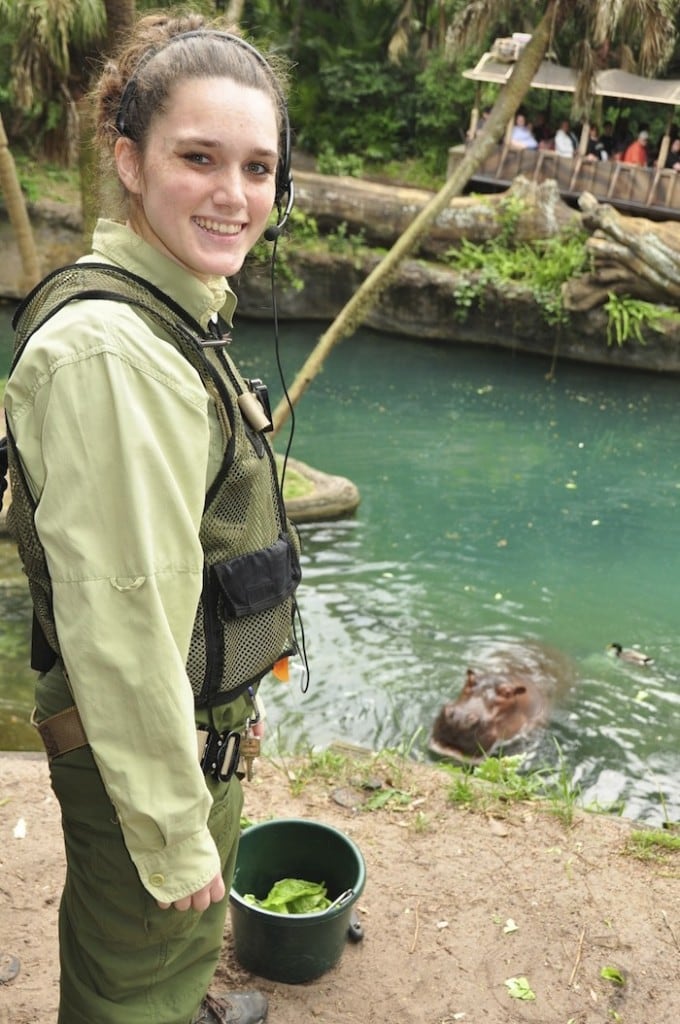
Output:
[197, 726, 241, 782]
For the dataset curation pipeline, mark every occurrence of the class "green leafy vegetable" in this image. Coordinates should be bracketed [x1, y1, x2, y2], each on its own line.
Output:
[504, 976, 536, 1000]
[245, 878, 331, 914]
[600, 966, 625, 985]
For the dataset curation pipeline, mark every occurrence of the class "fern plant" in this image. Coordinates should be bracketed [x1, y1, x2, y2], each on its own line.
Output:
[444, 217, 589, 328]
[603, 292, 680, 347]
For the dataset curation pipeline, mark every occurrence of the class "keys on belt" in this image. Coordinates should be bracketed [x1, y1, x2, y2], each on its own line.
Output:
[239, 722, 261, 781]
[196, 721, 262, 783]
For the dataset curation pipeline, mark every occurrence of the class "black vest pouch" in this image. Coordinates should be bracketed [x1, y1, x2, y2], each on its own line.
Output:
[212, 533, 301, 619]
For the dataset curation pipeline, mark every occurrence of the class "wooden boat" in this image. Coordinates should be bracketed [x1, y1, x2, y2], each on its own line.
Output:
[448, 49, 680, 221]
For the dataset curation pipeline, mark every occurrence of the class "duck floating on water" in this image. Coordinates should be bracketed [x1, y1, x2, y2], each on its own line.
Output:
[607, 642, 654, 666]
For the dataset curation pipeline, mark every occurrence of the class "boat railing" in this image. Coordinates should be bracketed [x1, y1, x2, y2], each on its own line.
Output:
[447, 142, 680, 219]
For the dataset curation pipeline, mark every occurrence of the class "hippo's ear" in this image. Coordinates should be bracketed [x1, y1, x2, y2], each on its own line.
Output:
[465, 668, 477, 691]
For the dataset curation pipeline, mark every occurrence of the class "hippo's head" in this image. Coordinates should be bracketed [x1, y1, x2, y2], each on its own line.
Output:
[429, 667, 549, 762]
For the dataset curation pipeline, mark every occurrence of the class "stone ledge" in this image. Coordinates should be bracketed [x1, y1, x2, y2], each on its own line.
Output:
[284, 457, 360, 523]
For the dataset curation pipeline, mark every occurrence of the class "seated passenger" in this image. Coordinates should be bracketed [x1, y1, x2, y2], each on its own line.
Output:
[510, 112, 538, 150]
[623, 130, 650, 166]
[554, 120, 577, 157]
[531, 110, 551, 145]
[584, 125, 608, 161]
[664, 137, 680, 170]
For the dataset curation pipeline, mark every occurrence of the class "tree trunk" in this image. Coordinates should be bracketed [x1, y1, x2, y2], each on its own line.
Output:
[271, 0, 564, 434]
[0, 114, 41, 293]
[78, 1, 137, 243]
[294, 170, 579, 253]
[78, 95, 98, 245]
[223, 0, 245, 23]
[563, 191, 680, 311]
[104, 0, 136, 53]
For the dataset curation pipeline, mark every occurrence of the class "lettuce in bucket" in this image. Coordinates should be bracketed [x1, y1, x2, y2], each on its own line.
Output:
[245, 878, 332, 914]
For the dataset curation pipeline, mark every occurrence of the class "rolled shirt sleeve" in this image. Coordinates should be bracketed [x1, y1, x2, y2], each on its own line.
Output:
[6, 300, 223, 903]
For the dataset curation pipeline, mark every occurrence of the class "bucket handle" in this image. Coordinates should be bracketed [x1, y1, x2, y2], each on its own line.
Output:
[326, 888, 354, 912]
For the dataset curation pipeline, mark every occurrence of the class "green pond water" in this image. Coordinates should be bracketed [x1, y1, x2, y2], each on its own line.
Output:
[0, 305, 678, 825]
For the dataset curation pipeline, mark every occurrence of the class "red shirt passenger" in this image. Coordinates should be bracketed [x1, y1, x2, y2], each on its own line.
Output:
[623, 131, 650, 166]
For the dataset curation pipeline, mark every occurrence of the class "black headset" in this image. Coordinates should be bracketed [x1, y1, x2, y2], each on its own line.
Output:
[115, 29, 294, 241]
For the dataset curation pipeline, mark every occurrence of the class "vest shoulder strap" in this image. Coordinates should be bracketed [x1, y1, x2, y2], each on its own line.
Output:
[11, 262, 225, 382]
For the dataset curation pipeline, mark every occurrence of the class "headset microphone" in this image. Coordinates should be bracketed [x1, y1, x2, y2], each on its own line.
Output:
[264, 177, 295, 241]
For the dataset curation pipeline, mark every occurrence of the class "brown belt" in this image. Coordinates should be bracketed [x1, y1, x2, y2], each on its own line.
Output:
[32, 705, 245, 783]
[32, 705, 87, 760]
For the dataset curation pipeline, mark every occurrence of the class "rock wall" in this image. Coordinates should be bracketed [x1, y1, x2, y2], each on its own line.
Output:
[233, 249, 680, 373]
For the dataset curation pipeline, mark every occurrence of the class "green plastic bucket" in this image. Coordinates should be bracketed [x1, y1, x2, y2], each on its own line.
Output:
[229, 818, 366, 983]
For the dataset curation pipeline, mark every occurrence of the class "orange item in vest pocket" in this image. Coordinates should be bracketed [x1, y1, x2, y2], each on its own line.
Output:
[273, 657, 290, 682]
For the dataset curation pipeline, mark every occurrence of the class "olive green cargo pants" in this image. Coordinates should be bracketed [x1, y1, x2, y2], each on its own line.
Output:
[37, 676, 244, 1024]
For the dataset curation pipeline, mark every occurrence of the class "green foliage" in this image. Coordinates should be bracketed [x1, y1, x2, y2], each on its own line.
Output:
[285, 208, 320, 245]
[604, 292, 680, 346]
[537, 741, 582, 827]
[371, 158, 442, 190]
[625, 826, 680, 861]
[444, 202, 590, 327]
[13, 154, 79, 205]
[295, 59, 416, 162]
[441, 746, 586, 823]
[441, 753, 545, 810]
[316, 145, 365, 178]
[325, 221, 367, 258]
[3, 0, 680, 177]
[244, 206, 321, 290]
[413, 53, 477, 174]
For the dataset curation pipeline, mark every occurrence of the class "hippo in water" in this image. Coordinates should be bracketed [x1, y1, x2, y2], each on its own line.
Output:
[428, 642, 575, 763]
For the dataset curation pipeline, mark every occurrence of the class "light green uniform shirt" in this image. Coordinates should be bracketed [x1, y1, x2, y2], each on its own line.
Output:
[5, 220, 248, 904]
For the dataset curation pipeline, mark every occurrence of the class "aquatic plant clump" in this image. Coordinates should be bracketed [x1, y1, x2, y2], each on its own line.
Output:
[445, 217, 590, 328]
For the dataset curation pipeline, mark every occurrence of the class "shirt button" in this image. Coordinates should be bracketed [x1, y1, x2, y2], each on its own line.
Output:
[149, 873, 165, 886]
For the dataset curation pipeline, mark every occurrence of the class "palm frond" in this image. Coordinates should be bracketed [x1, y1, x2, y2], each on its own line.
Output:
[626, 0, 677, 73]
[589, 0, 626, 45]
[445, 0, 514, 58]
[586, 0, 677, 73]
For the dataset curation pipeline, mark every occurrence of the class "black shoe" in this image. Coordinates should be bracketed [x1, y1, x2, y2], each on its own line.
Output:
[195, 991, 268, 1024]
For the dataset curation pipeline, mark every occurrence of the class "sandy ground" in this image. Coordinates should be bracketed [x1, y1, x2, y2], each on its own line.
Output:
[1, 749, 679, 1024]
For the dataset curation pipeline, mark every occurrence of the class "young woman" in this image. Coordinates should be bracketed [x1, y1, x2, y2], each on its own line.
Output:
[4, 11, 300, 1024]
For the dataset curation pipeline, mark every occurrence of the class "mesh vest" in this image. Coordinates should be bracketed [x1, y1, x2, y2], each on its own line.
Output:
[7, 263, 301, 707]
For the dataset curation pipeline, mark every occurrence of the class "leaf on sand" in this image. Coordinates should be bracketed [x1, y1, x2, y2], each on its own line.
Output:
[505, 976, 536, 1000]
[600, 966, 625, 985]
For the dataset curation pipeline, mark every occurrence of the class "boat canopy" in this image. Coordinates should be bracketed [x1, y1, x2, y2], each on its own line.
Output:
[463, 53, 680, 106]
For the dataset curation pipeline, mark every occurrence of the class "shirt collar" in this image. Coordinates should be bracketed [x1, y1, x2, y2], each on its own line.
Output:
[87, 220, 237, 331]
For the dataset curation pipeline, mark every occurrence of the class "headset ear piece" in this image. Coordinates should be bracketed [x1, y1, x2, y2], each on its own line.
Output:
[265, 176, 295, 242]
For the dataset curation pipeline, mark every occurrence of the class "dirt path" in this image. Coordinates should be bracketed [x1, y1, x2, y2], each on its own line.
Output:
[1, 750, 679, 1024]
